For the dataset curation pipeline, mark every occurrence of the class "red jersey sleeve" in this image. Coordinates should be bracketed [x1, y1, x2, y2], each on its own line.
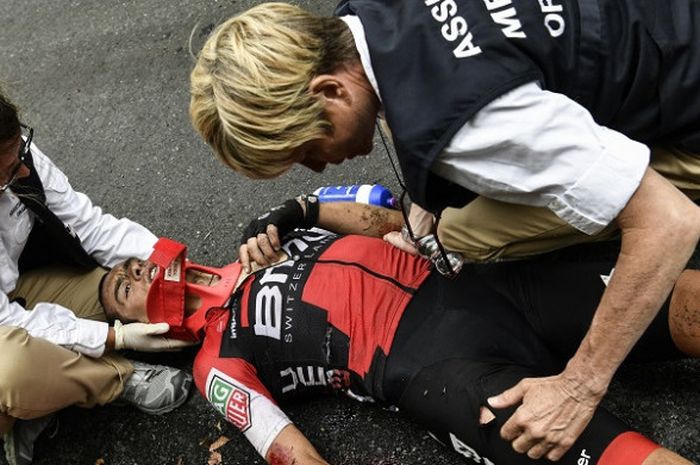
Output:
[194, 324, 291, 459]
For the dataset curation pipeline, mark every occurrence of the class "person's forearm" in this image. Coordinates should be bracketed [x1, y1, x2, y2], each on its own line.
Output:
[1, 293, 109, 357]
[239, 200, 404, 270]
[316, 202, 403, 237]
[567, 168, 700, 389]
[485, 171, 695, 460]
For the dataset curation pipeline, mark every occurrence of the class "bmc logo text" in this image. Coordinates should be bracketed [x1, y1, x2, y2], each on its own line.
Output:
[253, 259, 293, 340]
[253, 233, 327, 342]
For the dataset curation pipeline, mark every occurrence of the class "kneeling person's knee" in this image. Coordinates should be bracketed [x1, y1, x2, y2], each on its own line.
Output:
[0, 328, 39, 403]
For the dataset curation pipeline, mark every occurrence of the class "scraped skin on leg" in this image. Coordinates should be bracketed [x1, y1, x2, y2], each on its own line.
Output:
[479, 406, 496, 426]
[668, 269, 700, 357]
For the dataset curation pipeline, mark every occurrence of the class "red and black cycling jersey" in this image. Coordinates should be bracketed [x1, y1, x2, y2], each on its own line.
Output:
[207, 231, 430, 403]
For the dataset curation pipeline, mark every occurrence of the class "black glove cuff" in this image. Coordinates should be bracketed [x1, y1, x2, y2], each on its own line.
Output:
[301, 194, 320, 228]
[302, 194, 321, 228]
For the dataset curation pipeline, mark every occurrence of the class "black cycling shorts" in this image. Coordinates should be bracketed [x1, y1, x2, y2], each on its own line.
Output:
[473, 254, 683, 364]
[383, 253, 674, 464]
[397, 359, 631, 465]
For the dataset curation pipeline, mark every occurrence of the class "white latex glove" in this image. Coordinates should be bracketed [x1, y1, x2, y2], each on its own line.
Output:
[113, 320, 196, 352]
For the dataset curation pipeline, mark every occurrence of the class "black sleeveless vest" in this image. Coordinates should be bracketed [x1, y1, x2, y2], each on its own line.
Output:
[336, 0, 700, 212]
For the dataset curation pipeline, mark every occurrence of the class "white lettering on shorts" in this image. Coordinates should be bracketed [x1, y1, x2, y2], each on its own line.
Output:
[425, 0, 483, 58]
[206, 369, 252, 432]
[449, 433, 495, 464]
[578, 448, 592, 465]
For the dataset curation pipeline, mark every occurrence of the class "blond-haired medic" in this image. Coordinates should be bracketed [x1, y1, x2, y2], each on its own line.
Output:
[189, 1, 700, 460]
[0, 89, 193, 465]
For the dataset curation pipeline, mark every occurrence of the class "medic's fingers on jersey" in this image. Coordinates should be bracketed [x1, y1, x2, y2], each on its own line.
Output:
[383, 231, 419, 255]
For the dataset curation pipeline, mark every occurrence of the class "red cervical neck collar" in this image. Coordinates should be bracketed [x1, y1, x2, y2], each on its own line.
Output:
[146, 238, 241, 341]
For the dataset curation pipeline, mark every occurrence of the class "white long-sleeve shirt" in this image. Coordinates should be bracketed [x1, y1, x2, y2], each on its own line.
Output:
[341, 15, 649, 235]
[0, 143, 157, 357]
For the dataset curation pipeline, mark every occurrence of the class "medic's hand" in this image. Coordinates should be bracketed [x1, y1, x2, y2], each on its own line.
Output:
[382, 202, 431, 256]
[238, 198, 312, 271]
[487, 369, 606, 461]
[383, 231, 418, 255]
[113, 320, 195, 352]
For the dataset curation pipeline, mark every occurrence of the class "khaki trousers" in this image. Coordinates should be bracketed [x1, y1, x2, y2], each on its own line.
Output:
[438, 146, 700, 261]
[0, 266, 133, 420]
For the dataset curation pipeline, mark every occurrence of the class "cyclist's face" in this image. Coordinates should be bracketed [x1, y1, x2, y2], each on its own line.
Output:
[100, 258, 156, 323]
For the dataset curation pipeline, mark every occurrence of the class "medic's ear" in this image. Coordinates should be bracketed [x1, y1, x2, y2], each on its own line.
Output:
[309, 74, 350, 105]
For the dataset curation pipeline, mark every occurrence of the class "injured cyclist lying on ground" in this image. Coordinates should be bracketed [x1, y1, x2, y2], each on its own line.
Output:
[98, 203, 699, 465]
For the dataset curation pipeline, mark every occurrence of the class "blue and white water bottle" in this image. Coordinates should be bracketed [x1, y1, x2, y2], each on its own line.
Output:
[313, 184, 396, 209]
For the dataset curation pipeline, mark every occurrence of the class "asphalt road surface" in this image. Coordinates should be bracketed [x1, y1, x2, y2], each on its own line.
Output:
[1, 1, 698, 464]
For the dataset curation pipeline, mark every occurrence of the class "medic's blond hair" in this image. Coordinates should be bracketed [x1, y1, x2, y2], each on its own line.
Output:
[189, 2, 358, 178]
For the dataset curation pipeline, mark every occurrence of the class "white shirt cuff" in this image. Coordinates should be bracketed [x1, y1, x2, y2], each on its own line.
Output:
[72, 319, 109, 357]
[548, 128, 650, 234]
